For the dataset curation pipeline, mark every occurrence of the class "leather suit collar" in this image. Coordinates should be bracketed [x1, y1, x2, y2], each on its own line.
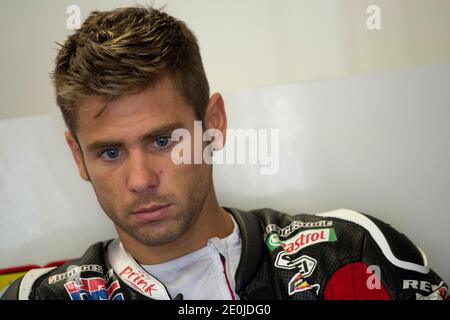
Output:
[225, 208, 264, 293]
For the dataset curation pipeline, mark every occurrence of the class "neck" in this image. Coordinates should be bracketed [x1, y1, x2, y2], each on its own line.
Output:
[117, 187, 234, 265]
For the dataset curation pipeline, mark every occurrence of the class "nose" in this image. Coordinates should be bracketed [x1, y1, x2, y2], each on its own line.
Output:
[126, 150, 159, 194]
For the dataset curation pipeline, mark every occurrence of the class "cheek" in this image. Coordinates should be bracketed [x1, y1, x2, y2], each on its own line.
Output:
[161, 160, 207, 187]
[91, 169, 120, 191]
[88, 165, 124, 203]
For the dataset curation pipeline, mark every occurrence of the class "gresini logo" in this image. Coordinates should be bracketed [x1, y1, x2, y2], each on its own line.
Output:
[275, 253, 317, 275]
[119, 266, 157, 297]
[281, 228, 337, 255]
[49, 265, 103, 284]
[288, 272, 320, 296]
[265, 220, 333, 238]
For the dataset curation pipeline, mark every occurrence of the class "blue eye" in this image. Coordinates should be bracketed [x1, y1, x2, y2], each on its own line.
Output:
[154, 136, 171, 149]
[100, 148, 121, 161]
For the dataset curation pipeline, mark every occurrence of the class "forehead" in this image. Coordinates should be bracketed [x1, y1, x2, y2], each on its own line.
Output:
[75, 77, 196, 142]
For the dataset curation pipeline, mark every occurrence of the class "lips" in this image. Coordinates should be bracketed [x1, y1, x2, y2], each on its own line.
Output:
[133, 204, 170, 214]
[131, 204, 171, 223]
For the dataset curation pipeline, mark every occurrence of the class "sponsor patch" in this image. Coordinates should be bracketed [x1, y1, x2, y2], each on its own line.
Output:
[265, 234, 282, 252]
[64, 277, 124, 300]
[415, 286, 448, 300]
[403, 280, 446, 294]
[281, 228, 337, 255]
[107, 239, 171, 300]
[288, 272, 320, 296]
[266, 220, 333, 238]
[275, 252, 317, 276]
[119, 265, 157, 297]
[404, 280, 448, 300]
[49, 265, 103, 284]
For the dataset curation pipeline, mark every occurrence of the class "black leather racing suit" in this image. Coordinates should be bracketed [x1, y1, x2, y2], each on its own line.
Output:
[1, 208, 448, 300]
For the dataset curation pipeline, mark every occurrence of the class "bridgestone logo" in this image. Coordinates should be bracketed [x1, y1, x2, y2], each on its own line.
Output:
[49, 265, 103, 284]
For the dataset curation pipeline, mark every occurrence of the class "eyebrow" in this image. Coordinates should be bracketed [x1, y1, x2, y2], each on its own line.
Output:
[85, 121, 186, 153]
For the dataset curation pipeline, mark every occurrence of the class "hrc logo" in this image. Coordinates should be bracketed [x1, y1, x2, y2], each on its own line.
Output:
[64, 277, 124, 300]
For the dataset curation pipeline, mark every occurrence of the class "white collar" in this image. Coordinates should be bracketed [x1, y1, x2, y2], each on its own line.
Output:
[107, 239, 171, 300]
[106, 214, 241, 300]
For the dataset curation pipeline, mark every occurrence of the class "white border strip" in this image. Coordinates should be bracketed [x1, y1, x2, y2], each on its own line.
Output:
[417, 246, 429, 268]
[316, 209, 430, 274]
[18, 267, 56, 300]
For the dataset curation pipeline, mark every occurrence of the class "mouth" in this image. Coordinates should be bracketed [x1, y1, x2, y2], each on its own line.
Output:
[131, 203, 172, 223]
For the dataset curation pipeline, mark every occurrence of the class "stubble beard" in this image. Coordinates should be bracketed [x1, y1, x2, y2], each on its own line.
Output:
[94, 176, 211, 247]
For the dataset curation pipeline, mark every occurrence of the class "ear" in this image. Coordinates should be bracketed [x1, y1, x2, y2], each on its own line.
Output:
[204, 93, 227, 151]
[64, 130, 90, 182]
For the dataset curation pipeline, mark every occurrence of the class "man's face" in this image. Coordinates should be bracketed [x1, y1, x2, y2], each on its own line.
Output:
[67, 77, 212, 247]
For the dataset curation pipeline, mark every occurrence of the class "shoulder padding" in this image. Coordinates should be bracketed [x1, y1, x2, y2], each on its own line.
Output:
[316, 209, 430, 274]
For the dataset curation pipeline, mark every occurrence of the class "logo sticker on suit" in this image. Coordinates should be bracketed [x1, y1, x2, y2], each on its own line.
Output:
[288, 272, 320, 296]
[275, 252, 317, 276]
[265, 228, 337, 253]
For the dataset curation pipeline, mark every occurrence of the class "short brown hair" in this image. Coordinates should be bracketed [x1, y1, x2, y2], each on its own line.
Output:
[52, 6, 210, 135]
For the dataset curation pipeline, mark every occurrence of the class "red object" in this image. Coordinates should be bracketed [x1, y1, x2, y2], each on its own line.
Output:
[220, 255, 236, 300]
[324, 262, 391, 300]
[0, 260, 67, 275]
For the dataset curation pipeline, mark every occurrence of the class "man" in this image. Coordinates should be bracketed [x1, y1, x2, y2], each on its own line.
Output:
[1, 6, 447, 300]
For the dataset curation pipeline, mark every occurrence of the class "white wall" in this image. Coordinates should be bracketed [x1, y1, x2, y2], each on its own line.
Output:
[1, 0, 450, 119]
[1, 63, 449, 284]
